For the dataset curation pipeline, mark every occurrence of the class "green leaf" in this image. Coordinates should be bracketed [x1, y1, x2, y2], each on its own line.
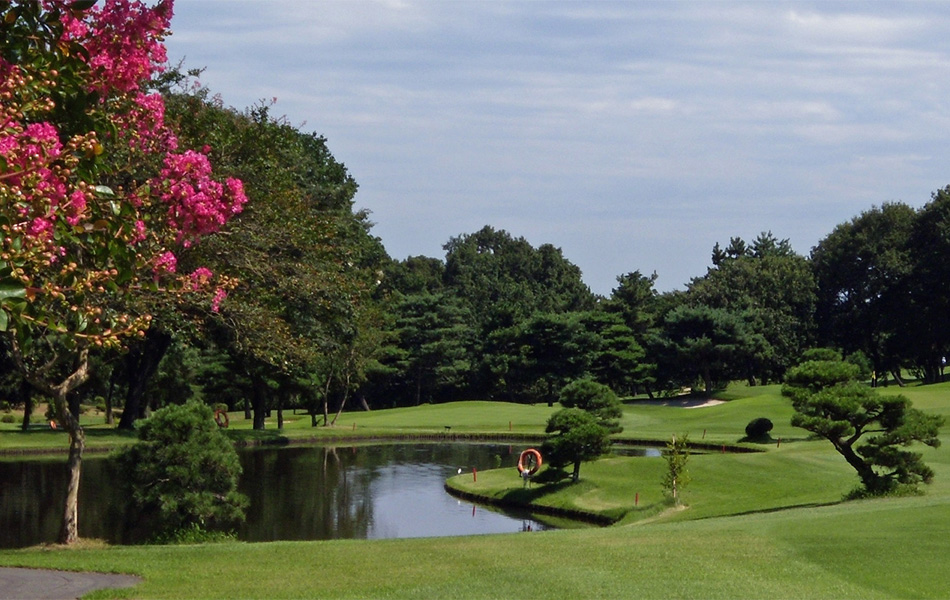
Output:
[94, 184, 115, 197]
[69, 0, 97, 10]
[0, 282, 26, 301]
[0, 309, 8, 332]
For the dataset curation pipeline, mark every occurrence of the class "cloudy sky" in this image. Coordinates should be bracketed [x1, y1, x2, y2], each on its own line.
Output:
[165, 1, 950, 295]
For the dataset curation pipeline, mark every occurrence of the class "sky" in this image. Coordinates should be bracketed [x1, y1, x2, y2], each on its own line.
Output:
[164, 1, 950, 295]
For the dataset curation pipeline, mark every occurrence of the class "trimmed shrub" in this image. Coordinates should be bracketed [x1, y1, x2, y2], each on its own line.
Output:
[745, 417, 773, 439]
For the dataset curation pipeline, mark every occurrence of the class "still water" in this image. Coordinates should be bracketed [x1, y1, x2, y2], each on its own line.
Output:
[0, 442, 619, 548]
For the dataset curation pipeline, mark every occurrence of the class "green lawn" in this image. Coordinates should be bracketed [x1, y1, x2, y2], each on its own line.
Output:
[1, 382, 948, 598]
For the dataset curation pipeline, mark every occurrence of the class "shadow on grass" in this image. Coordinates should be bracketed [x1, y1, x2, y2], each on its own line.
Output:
[695, 499, 846, 520]
[737, 434, 811, 445]
[85, 428, 138, 440]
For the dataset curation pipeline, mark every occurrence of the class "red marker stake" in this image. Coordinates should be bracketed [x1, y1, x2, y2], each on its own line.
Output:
[635, 492, 639, 507]
[473, 467, 477, 482]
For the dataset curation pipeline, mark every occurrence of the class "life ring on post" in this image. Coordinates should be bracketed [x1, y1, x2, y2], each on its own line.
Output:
[517, 448, 542, 476]
[214, 409, 230, 428]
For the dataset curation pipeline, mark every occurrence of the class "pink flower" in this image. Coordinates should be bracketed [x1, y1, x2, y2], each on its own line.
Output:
[28, 217, 54, 238]
[153, 251, 177, 275]
[189, 267, 213, 290]
[131, 220, 147, 243]
[65, 189, 87, 226]
[211, 288, 227, 312]
[153, 150, 247, 244]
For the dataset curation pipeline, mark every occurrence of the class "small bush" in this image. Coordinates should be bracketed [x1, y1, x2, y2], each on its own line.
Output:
[152, 523, 238, 545]
[212, 402, 229, 414]
[745, 417, 773, 439]
[0, 414, 15, 424]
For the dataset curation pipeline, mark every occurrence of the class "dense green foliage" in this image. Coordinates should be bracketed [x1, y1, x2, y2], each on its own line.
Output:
[783, 358, 944, 494]
[744, 417, 773, 439]
[542, 408, 612, 482]
[114, 401, 247, 539]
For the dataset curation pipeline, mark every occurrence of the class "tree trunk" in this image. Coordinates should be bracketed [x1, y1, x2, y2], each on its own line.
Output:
[252, 376, 267, 430]
[10, 343, 90, 545]
[358, 393, 371, 411]
[244, 395, 251, 420]
[833, 438, 879, 491]
[105, 366, 118, 425]
[890, 369, 906, 387]
[571, 460, 581, 482]
[20, 380, 32, 431]
[414, 372, 422, 406]
[58, 400, 85, 545]
[117, 328, 171, 429]
[331, 372, 353, 426]
[321, 376, 332, 427]
[701, 368, 713, 396]
[276, 392, 284, 430]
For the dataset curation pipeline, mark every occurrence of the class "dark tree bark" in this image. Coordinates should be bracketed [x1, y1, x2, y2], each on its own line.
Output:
[117, 328, 172, 430]
[20, 380, 32, 431]
[251, 375, 267, 430]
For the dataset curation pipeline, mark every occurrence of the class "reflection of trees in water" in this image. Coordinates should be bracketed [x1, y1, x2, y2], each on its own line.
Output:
[0, 458, 132, 547]
[0, 443, 544, 548]
[238, 446, 373, 541]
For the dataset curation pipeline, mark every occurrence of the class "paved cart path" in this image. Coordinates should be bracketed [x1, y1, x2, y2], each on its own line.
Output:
[0, 567, 140, 600]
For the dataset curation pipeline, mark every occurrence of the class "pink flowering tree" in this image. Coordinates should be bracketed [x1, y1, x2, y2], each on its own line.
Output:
[0, 0, 245, 544]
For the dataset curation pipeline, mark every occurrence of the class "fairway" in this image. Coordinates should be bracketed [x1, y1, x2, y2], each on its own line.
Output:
[1, 383, 948, 599]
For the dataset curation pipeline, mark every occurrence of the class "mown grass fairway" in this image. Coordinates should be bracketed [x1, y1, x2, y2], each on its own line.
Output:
[1, 382, 948, 598]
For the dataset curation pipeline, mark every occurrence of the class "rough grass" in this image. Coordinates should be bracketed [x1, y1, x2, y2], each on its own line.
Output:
[1, 382, 948, 598]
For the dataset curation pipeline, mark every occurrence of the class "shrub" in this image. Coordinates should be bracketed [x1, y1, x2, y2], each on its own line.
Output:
[745, 417, 773, 439]
[114, 401, 248, 541]
[0, 414, 15, 424]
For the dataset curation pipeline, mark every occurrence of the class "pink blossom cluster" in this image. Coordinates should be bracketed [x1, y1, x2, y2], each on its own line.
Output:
[114, 92, 179, 153]
[2, 0, 244, 317]
[152, 250, 177, 275]
[154, 150, 248, 245]
[59, 0, 174, 95]
[0, 115, 72, 243]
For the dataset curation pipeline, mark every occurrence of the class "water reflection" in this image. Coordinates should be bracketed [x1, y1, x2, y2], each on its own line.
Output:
[2, 442, 606, 548]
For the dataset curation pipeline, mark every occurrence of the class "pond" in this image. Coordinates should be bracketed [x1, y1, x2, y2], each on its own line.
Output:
[0, 442, 661, 549]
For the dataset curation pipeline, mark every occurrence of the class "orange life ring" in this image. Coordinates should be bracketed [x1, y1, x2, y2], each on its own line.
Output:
[214, 409, 230, 428]
[517, 448, 542, 476]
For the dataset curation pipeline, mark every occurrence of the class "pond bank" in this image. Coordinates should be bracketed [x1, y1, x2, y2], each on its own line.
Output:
[444, 481, 616, 526]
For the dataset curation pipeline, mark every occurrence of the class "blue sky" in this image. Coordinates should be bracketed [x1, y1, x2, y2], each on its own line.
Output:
[165, 1, 950, 294]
